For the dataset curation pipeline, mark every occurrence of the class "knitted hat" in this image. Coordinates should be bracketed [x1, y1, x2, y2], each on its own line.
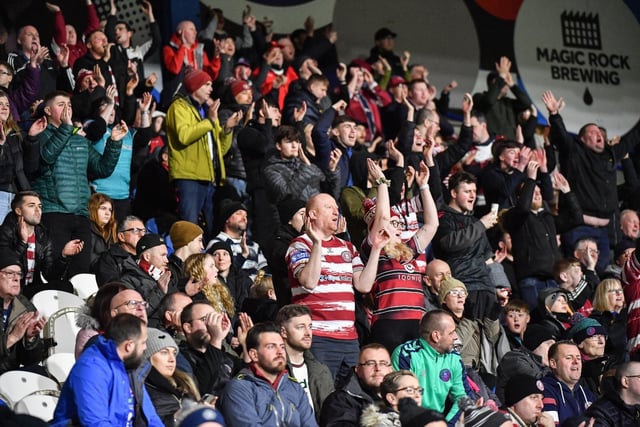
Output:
[388, 76, 407, 88]
[207, 240, 233, 258]
[504, 374, 545, 407]
[438, 277, 467, 304]
[0, 248, 22, 271]
[277, 197, 306, 225]
[523, 324, 556, 352]
[183, 68, 212, 94]
[540, 287, 569, 312]
[219, 200, 247, 225]
[362, 198, 401, 230]
[231, 79, 252, 97]
[169, 221, 203, 250]
[398, 397, 445, 427]
[144, 328, 178, 360]
[75, 68, 93, 87]
[177, 405, 226, 427]
[136, 234, 165, 256]
[463, 405, 511, 427]
[569, 315, 607, 344]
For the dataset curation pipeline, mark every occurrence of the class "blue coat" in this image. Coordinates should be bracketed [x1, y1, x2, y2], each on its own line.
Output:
[51, 336, 163, 427]
[221, 367, 318, 427]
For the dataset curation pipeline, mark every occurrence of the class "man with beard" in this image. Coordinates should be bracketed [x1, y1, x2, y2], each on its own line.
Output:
[221, 321, 318, 427]
[51, 313, 163, 427]
[179, 302, 245, 396]
[320, 343, 394, 426]
[207, 200, 268, 280]
[276, 304, 334, 418]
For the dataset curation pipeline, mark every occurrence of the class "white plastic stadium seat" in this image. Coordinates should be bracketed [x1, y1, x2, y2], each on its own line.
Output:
[14, 391, 59, 422]
[44, 352, 76, 385]
[44, 307, 83, 356]
[0, 371, 59, 408]
[31, 290, 85, 320]
[69, 273, 99, 300]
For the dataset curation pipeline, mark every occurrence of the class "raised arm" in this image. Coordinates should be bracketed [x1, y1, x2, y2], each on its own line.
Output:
[414, 161, 438, 250]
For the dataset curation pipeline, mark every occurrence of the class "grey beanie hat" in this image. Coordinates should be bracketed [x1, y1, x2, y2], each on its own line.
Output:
[144, 328, 178, 360]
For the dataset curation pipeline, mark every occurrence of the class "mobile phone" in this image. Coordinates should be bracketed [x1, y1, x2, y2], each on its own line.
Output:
[491, 203, 499, 216]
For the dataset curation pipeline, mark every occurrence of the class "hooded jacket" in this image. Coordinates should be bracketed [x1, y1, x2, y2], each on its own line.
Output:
[221, 365, 318, 427]
[541, 374, 595, 426]
[51, 336, 163, 427]
[166, 94, 233, 185]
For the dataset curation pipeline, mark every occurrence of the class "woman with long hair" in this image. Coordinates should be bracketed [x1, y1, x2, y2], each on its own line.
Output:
[362, 158, 439, 353]
[0, 90, 41, 222]
[88, 192, 117, 268]
[590, 278, 628, 365]
[183, 252, 236, 318]
[144, 328, 201, 426]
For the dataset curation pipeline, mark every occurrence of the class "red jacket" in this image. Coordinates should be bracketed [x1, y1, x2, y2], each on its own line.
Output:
[51, 5, 100, 69]
[162, 33, 220, 80]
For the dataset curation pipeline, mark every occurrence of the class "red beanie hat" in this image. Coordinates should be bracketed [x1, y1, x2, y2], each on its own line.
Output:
[231, 79, 252, 97]
[75, 68, 94, 87]
[183, 68, 212, 93]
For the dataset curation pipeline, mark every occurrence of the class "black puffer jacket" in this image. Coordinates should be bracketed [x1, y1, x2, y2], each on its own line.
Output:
[585, 375, 640, 426]
[145, 366, 194, 427]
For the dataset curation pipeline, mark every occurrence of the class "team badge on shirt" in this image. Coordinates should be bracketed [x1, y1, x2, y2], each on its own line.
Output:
[439, 369, 451, 382]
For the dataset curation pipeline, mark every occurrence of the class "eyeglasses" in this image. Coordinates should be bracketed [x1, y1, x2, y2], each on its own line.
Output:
[448, 289, 467, 297]
[395, 386, 424, 396]
[114, 300, 148, 310]
[607, 289, 624, 295]
[0, 270, 22, 279]
[581, 248, 600, 255]
[390, 219, 406, 230]
[625, 374, 640, 379]
[120, 227, 147, 234]
[358, 360, 391, 368]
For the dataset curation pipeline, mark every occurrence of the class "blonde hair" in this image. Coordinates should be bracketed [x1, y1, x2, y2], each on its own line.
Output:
[183, 253, 235, 316]
[250, 270, 274, 298]
[592, 278, 625, 312]
[384, 241, 414, 263]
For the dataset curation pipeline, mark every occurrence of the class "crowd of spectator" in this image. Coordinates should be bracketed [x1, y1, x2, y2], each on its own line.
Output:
[0, 1, 640, 426]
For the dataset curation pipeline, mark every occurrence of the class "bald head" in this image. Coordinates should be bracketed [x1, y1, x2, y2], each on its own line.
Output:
[110, 289, 148, 323]
[424, 259, 451, 294]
